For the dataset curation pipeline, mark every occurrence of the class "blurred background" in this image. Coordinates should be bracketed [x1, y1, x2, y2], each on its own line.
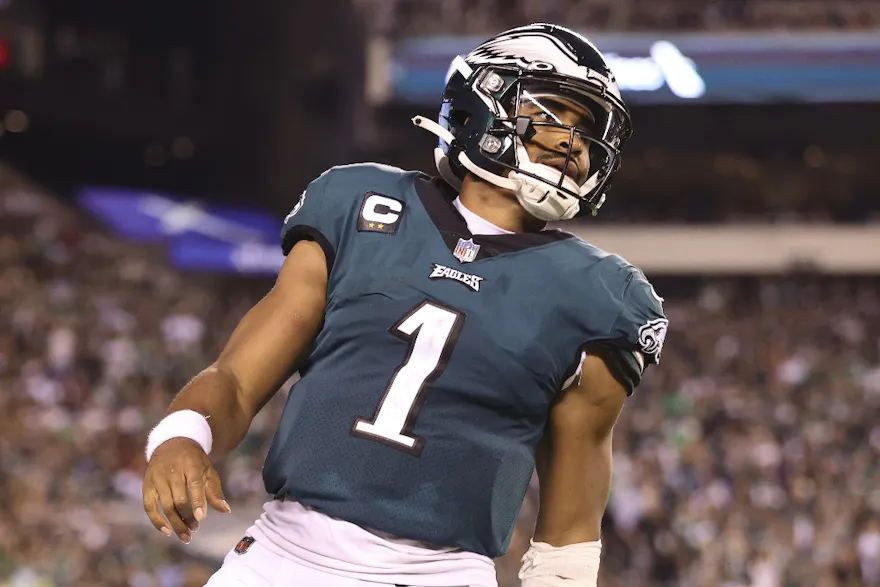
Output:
[1, 0, 879, 586]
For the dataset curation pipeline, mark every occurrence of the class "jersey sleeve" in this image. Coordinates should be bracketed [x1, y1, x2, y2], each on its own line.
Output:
[280, 169, 344, 270]
[589, 266, 668, 395]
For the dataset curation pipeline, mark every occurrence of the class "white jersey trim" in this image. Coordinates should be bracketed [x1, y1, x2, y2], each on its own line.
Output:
[453, 197, 513, 236]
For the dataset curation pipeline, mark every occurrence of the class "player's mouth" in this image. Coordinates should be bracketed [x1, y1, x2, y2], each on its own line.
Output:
[543, 158, 580, 183]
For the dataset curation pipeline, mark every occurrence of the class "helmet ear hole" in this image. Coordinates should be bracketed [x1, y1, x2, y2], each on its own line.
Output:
[443, 110, 472, 146]
[450, 110, 471, 128]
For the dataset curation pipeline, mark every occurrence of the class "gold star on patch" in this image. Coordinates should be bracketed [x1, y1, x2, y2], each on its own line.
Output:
[377, 223, 384, 230]
[368, 222, 375, 228]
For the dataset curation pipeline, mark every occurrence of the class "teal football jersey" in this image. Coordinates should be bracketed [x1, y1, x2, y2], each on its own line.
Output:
[262, 163, 667, 558]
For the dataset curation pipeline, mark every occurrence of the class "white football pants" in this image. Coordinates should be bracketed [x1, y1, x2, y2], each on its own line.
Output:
[204, 537, 483, 587]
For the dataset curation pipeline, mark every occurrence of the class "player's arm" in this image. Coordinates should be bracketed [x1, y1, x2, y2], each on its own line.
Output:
[521, 266, 667, 587]
[518, 355, 626, 587]
[534, 354, 626, 546]
[169, 240, 327, 453]
[142, 240, 328, 542]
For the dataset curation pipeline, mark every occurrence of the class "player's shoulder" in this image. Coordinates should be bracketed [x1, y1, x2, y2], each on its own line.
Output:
[281, 162, 423, 257]
[561, 235, 666, 343]
[591, 244, 650, 292]
[557, 234, 642, 285]
[312, 162, 421, 195]
[555, 239, 668, 389]
[582, 240, 663, 310]
[285, 162, 419, 221]
[590, 245, 667, 361]
[324, 161, 409, 176]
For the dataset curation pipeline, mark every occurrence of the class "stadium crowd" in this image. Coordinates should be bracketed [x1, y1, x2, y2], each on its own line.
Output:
[595, 149, 879, 225]
[2, 163, 879, 587]
[596, 276, 880, 586]
[353, 0, 880, 36]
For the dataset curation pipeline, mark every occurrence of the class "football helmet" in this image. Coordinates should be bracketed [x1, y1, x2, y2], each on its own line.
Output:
[413, 23, 632, 221]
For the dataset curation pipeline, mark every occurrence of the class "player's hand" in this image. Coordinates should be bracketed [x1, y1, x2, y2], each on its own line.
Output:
[142, 437, 232, 543]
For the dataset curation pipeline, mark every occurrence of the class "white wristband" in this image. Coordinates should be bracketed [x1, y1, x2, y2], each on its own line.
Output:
[145, 410, 213, 462]
[519, 539, 602, 587]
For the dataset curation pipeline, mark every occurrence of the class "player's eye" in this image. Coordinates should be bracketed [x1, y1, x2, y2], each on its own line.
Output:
[533, 111, 555, 123]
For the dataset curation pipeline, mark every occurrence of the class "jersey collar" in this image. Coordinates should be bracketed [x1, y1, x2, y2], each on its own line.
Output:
[452, 197, 513, 236]
[414, 175, 574, 261]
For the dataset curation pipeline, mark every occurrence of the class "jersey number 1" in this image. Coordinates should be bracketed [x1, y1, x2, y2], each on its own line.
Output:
[352, 300, 464, 456]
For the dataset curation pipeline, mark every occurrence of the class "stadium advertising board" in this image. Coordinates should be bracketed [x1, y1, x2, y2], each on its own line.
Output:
[76, 188, 880, 275]
[371, 32, 880, 105]
[77, 187, 285, 275]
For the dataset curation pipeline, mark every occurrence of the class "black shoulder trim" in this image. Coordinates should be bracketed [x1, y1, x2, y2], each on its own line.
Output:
[582, 340, 641, 396]
[282, 225, 336, 273]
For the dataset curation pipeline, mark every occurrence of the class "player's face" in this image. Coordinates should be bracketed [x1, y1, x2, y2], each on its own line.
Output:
[516, 94, 594, 186]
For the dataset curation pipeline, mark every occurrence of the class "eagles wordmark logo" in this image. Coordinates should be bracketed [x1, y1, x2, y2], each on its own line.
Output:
[430, 263, 484, 292]
[638, 318, 668, 358]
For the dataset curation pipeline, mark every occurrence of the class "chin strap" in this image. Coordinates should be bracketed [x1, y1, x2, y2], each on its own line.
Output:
[412, 115, 584, 221]
[412, 115, 455, 145]
[413, 115, 521, 192]
[509, 142, 582, 221]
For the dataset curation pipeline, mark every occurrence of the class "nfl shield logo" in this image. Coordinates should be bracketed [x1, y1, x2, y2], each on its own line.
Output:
[453, 238, 480, 263]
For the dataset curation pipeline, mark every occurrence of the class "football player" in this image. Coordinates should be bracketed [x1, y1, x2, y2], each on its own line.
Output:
[142, 23, 668, 587]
